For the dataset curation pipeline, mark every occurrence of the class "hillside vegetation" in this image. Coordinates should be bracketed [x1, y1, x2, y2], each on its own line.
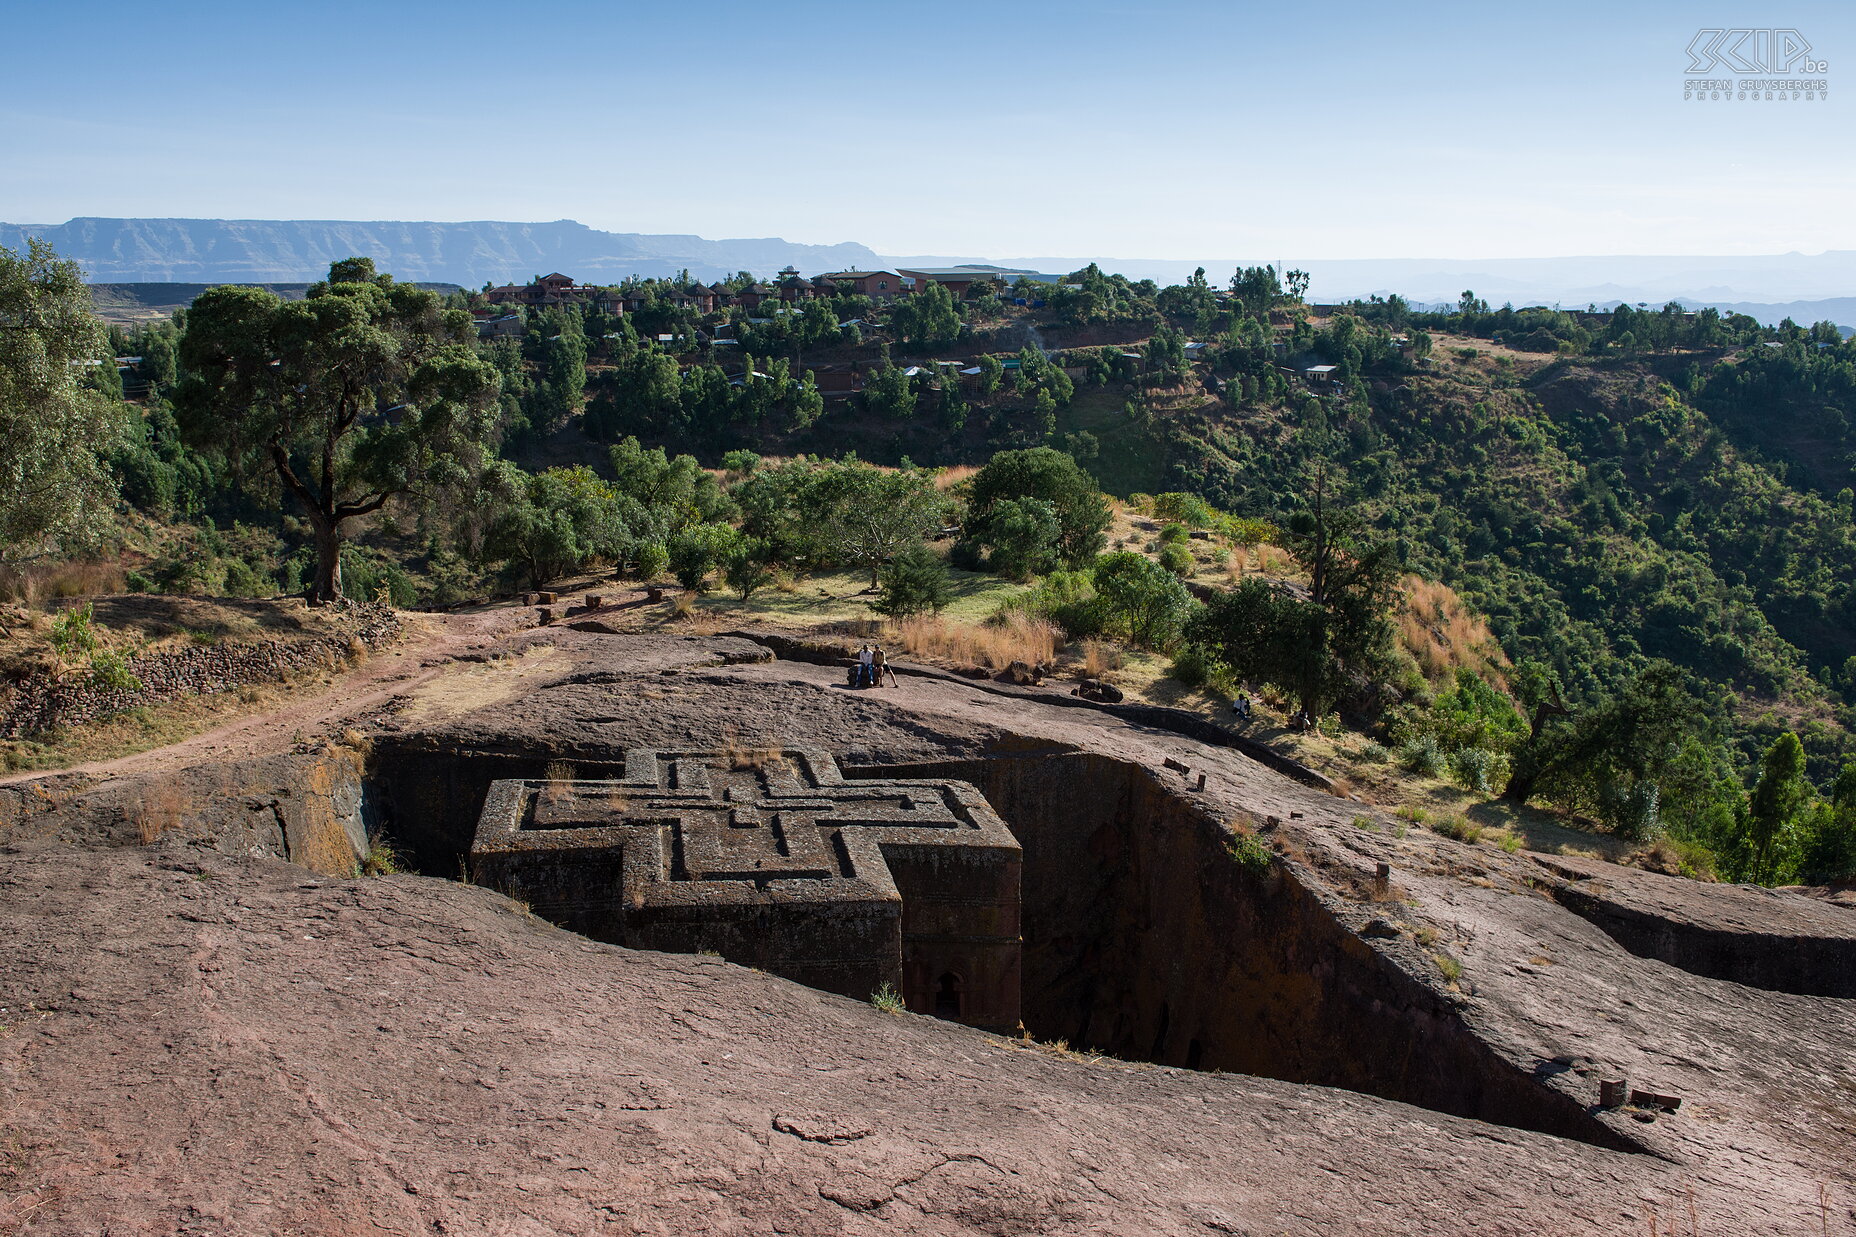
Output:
[5, 240, 1853, 887]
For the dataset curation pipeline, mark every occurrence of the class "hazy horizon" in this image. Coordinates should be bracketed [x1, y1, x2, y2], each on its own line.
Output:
[4, 0, 1851, 262]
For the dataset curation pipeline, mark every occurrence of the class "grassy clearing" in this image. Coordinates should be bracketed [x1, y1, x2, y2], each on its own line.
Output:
[690, 566, 1022, 627]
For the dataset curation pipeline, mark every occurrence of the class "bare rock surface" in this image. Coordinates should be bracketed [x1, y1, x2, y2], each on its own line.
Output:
[2, 623, 1854, 1234]
[0, 842, 1812, 1237]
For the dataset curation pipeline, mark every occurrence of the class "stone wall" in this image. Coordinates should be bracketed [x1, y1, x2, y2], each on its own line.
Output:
[0, 602, 399, 740]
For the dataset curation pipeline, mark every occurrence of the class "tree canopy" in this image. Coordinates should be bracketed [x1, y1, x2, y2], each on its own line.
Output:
[176, 259, 500, 601]
[0, 239, 121, 569]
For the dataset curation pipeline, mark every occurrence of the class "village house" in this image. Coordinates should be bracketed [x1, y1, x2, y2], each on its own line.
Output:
[821, 269, 907, 302]
[896, 265, 1044, 299]
[485, 272, 595, 309]
[775, 266, 816, 302]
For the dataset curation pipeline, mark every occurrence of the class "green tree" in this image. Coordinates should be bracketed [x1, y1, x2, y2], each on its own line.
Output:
[873, 543, 953, 617]
[724, 537, 772, 602]
[1728, 732, 1811, 884]
[177, 259, 500, 601]
[862, 362, 916, 418]
[608, 436, 732, 530]
[1502, 662, 1706, 829]
[891, 281, 962, 349]
[535, 308, 588, 430]
[1189, 578, 1319, 703]
[668, 522, 743, 592]
[0, 239, 122, 571]
[1800, 763, 1856, 882]
[482, 463, 634, 588]
[1094, 551, 1195, 649]
[964, 447, 1110, 567]
[810, 464, 950, 585]
[981, 497, 1063, 580]
[976, 354, 1003, 397]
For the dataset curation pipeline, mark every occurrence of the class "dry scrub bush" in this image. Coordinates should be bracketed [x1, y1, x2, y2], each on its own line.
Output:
[892, 613, 1059, 672]
[1080, 639, 1120, 678]
[1253, 544, 1293, 575]
[1398, 575, 1507, 685]
[932, 464, 980, 492]
[295, 813, 362, 878]
[130, 778, 191, 845]
[539, 760, 577, 806]
[0, 562, 127, 604]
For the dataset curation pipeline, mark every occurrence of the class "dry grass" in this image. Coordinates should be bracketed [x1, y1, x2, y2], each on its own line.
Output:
[130, 778, 191, 844]
[892, 613, 1059, 672]
[0, 561, 128, 604]
[670, 591, 697, 619]
[1398, 575, 1508, 684]
[294, 813, 361, 878]
[1080, 639, 1121, 679]
[932, 464, 980, 492]
[1253, 544, 1294, 575]
[720, 726, 785, 771]
[539, 760, 577, 806]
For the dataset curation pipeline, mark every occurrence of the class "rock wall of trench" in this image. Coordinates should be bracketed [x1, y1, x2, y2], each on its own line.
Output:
[0, 749, 370, 877]
[361, 738, 1632, 1149]
[863, 752, 1636, 1151]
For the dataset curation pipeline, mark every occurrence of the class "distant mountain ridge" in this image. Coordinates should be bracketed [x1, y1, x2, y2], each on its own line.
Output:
[0, 218, 884, 285]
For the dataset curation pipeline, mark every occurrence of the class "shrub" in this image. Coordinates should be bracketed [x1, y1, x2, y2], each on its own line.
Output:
[1433, 953, 1463, 983]
[88, 650, 142, 692]
[873, 544, 953, 617]
[1448, 746, 1497, 795]
[1157, 523, 1190, 545]
[668, 523, 742, 592]
[1157, 542, 1194, 576]
[1432, 815, 1483, 844]
[869, 982, 906, 1014]
[49, 602, 98, 659]
[1226, 829, 1272, 873]
[634, 541, 670, 581]
[1398, 735, 1444, 776]
[724, 548, 772, 603]
[1603, 778, 1663, 843]
[1153, 492, 1214, 527]
[1357, 740, 1390, 763]
[360, 833, 403, 876]
[1169, 645, 1212, 688]
[1093, 551, 1195, 649]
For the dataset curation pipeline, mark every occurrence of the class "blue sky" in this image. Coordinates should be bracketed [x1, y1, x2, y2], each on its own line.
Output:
[3, 0, 1850, 259]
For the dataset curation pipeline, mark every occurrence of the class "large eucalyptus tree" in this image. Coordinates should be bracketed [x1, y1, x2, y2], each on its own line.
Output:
[177, 258, 499, 602]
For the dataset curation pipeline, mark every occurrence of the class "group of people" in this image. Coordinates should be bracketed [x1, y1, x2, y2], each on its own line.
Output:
[851, 644, 899, 689]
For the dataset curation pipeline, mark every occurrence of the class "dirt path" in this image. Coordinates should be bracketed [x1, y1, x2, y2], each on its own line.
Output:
[0, 603, 537, 787]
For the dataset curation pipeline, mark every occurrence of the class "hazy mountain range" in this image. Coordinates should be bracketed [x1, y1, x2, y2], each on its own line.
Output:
[6, 218, 1852, 328]
[0, 218, 882, 286]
